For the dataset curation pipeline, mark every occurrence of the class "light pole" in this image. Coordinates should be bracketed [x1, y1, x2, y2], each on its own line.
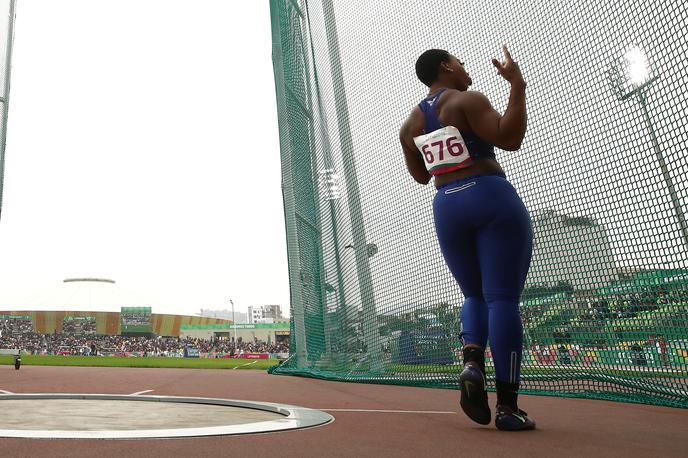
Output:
[230, 299, 237, 343]
[608, 45, 688, 254]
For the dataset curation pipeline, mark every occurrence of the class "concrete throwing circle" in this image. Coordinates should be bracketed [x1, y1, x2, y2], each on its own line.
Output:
[0, 394, 333, 439]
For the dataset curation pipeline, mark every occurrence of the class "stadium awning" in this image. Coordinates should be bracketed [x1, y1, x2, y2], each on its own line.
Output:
[598, 269, 688, 295]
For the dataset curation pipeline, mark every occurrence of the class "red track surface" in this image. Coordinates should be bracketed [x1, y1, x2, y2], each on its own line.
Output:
[0, 366, 686, 457]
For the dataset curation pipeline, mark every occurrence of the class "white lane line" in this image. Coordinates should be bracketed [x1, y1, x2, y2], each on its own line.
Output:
[233, 360, 259, 370]
[321, 409, 456, 414]
[129, 390, 155, 396]
[0, 389, 14, 394]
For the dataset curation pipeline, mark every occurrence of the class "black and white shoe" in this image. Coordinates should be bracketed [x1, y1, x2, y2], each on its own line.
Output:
[495, 404, 536, 431]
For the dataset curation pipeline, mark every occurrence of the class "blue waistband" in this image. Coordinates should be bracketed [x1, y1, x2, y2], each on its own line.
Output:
[436, 171, 507, 190]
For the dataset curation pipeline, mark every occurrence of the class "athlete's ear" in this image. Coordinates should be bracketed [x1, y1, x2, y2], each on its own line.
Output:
[441, 62, 454, 73]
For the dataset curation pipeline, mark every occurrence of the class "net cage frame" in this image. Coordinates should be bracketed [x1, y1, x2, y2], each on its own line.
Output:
[283, 0, 688, 408]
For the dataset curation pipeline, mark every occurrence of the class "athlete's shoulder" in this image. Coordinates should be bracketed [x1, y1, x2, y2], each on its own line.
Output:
[438, 89, 473, 108]
[445, 90, 493, 115]
[444, 89, 488, 102]
[461, 90, 492, 105]
[400, 105, 423, 131]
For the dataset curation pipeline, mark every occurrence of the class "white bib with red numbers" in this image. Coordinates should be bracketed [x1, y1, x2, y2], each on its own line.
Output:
[413, 125, 473, 175]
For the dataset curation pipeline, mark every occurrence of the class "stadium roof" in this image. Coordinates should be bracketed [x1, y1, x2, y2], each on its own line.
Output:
[598, 269, 688, 295]
[1, 279, 166, 312]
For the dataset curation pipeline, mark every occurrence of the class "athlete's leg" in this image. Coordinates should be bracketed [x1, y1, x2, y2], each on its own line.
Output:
[477, 208, 532, 387]
[474, 177, 534, 430]
[433, 182, 490, 425]
[433, 187, 488, 349]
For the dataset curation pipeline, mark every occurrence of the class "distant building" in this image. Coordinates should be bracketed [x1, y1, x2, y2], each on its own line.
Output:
[0, 310, 229, 337]
[247, 306, 262, 324]
[616, 266, 645, 281]
[180, 322, 290, 345]
[198, 309, 247, 324]
[526, 209, 618, 291]
[247, 305, 285, 324]
[262, 305, 283, 320]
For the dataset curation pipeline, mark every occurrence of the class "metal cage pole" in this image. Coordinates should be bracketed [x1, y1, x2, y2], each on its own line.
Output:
[321, 0, 383, 372]
[270, 0, 309, 368]
[0, 0, 17, 222]
[305, 0, 351, 363]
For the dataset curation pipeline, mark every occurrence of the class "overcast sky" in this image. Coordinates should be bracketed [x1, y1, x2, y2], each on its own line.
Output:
[0, 0, 290, 316]
[0, 0, 684, 321]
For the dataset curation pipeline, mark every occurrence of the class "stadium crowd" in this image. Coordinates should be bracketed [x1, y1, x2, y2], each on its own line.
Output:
[0, 318, 289, 356]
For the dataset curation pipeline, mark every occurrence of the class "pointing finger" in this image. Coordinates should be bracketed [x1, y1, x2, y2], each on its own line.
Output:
[502, 44, 512, 61]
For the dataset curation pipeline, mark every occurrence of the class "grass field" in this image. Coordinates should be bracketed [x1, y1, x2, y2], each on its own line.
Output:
[2, 355, 684, 379]
[0, 355, 278, 370]
[385, 362, 688, 378]
[332, 361, 687, 379]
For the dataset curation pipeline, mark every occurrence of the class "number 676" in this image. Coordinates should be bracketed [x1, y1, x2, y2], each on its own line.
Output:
[421, 136, 464, 163]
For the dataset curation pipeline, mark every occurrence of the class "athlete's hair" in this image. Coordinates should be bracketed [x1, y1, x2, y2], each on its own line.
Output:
[415, 49, 451, 87]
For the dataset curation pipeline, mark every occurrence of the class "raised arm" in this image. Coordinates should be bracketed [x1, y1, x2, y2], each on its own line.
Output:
[462, 45, 527, 151]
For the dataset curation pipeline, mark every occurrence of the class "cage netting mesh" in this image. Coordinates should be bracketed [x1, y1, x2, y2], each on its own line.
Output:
[268, 0, 688, 409]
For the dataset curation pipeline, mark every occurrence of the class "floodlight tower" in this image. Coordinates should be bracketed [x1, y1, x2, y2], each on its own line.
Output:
[608, 45, 688, 255]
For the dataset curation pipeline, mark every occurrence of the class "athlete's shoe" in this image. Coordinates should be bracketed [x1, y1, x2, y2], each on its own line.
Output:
[495, 405, 536, 431]
[458, 362, 491, 425]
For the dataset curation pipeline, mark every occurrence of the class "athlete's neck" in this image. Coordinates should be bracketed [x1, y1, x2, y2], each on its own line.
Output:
[427, 85, 448, 97]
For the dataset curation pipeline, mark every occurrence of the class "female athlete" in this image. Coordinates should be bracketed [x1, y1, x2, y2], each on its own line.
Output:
[398, 45, 535, 431]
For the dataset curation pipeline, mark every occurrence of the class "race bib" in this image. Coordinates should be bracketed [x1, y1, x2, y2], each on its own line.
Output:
[413, 125, 472, 175]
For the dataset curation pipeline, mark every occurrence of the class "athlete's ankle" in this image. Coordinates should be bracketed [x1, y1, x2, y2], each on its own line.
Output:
[495, 380, 519, 411]
[462, 345, 485, 373]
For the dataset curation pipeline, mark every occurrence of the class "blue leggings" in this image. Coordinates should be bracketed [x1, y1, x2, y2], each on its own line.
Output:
[433, 173, 533, 384]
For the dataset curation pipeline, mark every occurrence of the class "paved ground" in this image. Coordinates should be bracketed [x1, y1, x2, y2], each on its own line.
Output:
[0, 365, 687, 457]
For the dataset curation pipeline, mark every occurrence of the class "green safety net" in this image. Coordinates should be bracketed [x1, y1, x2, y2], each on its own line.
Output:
[269, 0, 688, 409]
